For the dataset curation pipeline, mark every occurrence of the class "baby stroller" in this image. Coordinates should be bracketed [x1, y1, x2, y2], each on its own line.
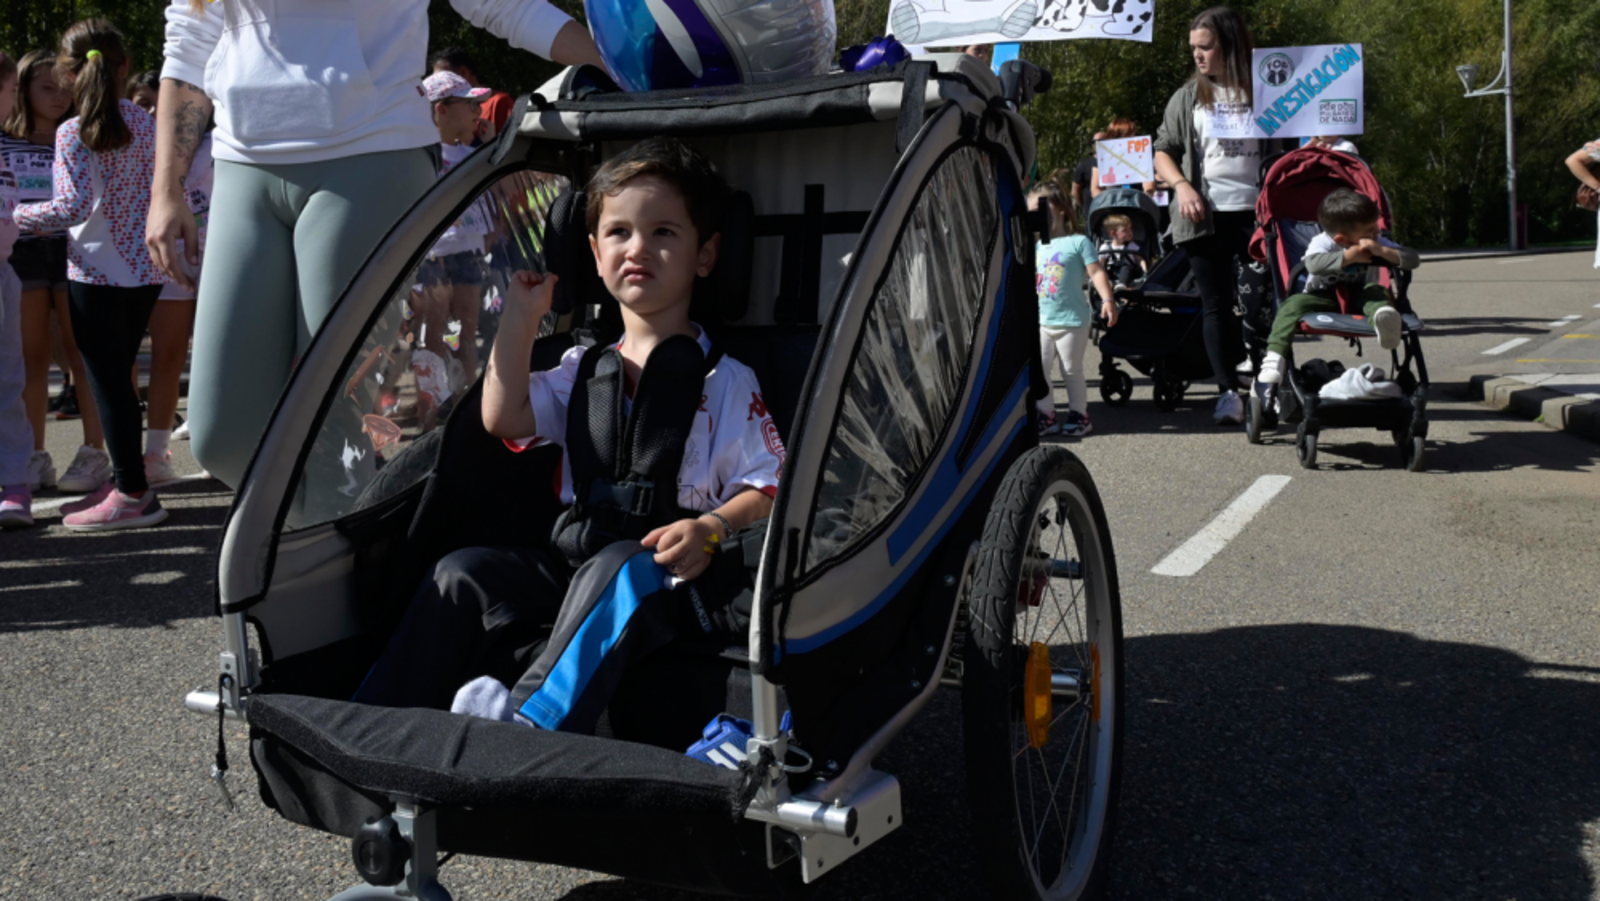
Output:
[1087, 187, 1157, 287]
[1089, 189, 1209, 411]
[1243, 146, 1429, 470]
[181, 55, 1125, 900]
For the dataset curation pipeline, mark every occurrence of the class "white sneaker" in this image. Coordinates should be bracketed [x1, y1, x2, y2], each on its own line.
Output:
[25, 451, 57, 491]
[58, 445, 113, 493]
[1372, 306, 1402, 351]
[144, 451, 179, 486]
[173, 420, 190, 440]
[1214, 390, 1245, 425]
[1258, 352, 1284, 385]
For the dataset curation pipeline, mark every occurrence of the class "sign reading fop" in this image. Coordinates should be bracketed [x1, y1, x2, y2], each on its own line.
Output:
[1204, 43, 1365, 139]
[1095, 135, 1153, 187]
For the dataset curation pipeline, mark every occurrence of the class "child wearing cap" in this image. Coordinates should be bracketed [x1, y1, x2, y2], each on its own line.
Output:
[410, 71, 500, 412]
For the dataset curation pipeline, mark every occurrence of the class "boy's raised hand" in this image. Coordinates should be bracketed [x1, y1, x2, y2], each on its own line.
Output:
[645, 517, 720, 581]
[505, 270, 558, 324]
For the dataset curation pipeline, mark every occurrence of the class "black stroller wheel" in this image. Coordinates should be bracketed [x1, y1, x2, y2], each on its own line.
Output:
[1245, 393, 1264, 444]
[1152, 379, 1180, 412]
[1098, 370, 1132, 406]
[1296, 426, 1318, 470]
[964, 446, 1122, 901]
[1396, 430, 1426, 472]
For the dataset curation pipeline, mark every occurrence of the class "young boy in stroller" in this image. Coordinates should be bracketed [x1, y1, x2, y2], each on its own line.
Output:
[352, 137, 784, 747]
[1096, 213, 1149, 286]
[1255, 187, 1419, 393]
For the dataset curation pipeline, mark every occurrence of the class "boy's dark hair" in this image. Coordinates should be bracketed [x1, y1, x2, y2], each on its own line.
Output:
[585, 137, 729, 246]
[1317, 187, 1380, 235]
[127, 68, 161, 97]
[431, 46, 476, 77]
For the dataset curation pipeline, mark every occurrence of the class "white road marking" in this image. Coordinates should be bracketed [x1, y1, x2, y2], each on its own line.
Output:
[1547, 315, 1582, 328]
[30, 473, 210, 514]
[1496, 256, 1539, 264]
[0, 579, 83, 593]
[1152, 475, 1292, 577]
[1481, 337, 1532, 355]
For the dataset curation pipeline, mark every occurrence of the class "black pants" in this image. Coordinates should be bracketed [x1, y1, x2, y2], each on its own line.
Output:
[67, 282, 162, 493]
[1179, 210, 1255, 392]
[353, 546, 571, 711]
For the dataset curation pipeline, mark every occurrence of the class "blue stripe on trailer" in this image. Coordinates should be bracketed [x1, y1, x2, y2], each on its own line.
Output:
[783, 374, 1028, 655]
[519, 551, 666, 730]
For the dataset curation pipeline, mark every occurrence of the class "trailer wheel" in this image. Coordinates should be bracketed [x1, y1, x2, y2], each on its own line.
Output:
[963, 446, 1123, 901]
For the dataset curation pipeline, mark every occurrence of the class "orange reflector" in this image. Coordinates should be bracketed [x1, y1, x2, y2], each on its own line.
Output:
[1025, 641, 1052, 748]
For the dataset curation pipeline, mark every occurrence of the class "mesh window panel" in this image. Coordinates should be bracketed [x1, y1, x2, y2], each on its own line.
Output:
[288, 170, 569, 530]
[806, 146, 997, 570]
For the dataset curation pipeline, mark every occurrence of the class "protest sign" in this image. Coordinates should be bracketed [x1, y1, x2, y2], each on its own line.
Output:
[1095, 135, 1153, 187]
[887, 0, 1152, 49]
[1202, 43, 1365, 140]
[1252, 44, 1364, 138]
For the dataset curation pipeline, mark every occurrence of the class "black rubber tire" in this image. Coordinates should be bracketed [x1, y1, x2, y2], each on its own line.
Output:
[1245, 393, 1264, 444]
[1405, 435, 1426, 472]
[1098, 370, 1132, 406]
[1296, 427, 1318, 470]
[962, 446, 1123, 901]
[1152, 380, 1179, 412]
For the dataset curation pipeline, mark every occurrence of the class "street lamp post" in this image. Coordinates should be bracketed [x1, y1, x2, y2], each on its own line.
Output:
[1456, 0, 1519, 250]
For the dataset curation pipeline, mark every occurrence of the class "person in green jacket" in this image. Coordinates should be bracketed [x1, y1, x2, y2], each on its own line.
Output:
[1152, 6, 1290, 425]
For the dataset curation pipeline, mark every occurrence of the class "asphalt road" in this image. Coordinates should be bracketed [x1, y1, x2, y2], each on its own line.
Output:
[3, 252, 1598, 901]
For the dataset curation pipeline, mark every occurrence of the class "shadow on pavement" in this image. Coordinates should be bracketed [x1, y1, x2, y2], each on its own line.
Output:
[556, 625, 1600, 901]
[0, 480, 226, 634]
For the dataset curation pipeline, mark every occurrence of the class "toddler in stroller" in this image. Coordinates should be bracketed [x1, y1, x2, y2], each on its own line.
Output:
[1245, 147, 1430, 470]
[353, 137, 784, 740]
[1087, 188, 1158, 287]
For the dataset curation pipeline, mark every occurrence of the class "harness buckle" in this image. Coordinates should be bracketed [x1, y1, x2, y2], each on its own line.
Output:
[588, 478, 656, 517]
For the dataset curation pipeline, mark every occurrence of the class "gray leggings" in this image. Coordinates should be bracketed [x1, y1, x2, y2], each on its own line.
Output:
[188, 147, 436, 489]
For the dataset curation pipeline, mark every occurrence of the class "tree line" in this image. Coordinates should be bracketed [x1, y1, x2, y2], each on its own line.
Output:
[6, 0, 1595, 248]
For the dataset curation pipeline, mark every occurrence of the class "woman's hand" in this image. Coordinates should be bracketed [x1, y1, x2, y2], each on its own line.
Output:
[1175, 180, 1207, 223]
[146, 189, 199, 289]
[645, 517, 720, 581]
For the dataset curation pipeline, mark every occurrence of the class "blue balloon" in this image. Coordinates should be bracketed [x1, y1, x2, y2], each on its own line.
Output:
[586, 0, 838, 93]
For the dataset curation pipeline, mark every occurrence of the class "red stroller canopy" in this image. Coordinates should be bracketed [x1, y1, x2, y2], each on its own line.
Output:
[1249, 145, 1390, 264]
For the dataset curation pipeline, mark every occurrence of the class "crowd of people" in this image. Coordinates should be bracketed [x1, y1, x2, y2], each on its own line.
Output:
[0, 0, 602, 532]
[1025, 6, 1395, 441]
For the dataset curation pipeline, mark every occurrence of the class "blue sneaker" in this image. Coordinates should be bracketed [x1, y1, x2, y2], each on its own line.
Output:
[687, 715, 756, 769]
[687, 712, 792, 769]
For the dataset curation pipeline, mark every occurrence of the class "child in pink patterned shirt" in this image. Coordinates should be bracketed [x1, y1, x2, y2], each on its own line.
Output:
[13, 19, 170, 531]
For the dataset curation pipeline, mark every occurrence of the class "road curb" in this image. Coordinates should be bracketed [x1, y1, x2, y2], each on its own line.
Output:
[1417, 246, 1586, 263]
[1469, 375, 1600, 444]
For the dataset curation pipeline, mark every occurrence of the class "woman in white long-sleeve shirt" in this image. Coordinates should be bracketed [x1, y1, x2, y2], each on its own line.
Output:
[145, 0, 603, 491]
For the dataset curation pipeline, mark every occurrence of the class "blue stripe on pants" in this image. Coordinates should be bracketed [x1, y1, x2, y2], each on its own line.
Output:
[518, 551, 669, 730]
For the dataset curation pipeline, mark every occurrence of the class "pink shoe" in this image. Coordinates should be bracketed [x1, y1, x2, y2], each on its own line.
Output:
[0, 485, 33, 529]
[60, 480, 113, 515]
[62, 488, 168, 532]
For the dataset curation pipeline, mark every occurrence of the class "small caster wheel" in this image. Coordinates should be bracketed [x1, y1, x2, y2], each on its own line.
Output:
[1296, 427, 1318, 470]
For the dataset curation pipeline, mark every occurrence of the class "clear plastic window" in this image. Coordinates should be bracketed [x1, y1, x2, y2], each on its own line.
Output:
[807, 146, 997, 569]
[288, 168, 570, 529]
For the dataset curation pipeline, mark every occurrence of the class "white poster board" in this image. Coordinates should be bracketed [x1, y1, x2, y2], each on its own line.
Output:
[1204, 43, 1365, 140]
[1095, 135, 1153, 187]
[887, 0, 1153, 48]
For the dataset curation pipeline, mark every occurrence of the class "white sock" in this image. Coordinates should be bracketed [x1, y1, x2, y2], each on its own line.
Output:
[147, 429, 171, 456]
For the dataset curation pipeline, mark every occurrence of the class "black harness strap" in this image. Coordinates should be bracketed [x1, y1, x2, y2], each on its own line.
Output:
[552, 335, 724, 568]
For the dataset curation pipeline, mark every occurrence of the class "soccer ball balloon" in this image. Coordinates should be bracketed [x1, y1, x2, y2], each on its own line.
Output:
[586, 0, 838, 93]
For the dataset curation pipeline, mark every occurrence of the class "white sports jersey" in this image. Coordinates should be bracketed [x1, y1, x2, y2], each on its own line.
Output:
[524, 324, 785, 511]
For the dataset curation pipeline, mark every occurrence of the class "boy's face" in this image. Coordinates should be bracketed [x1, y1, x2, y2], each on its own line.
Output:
[1110, 224, 1133, 244]
[130, 85, 157, 116]
[434, 97, 481, 144]
[589, 175, 719, 319]
[1332, 219, 1380, 247]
